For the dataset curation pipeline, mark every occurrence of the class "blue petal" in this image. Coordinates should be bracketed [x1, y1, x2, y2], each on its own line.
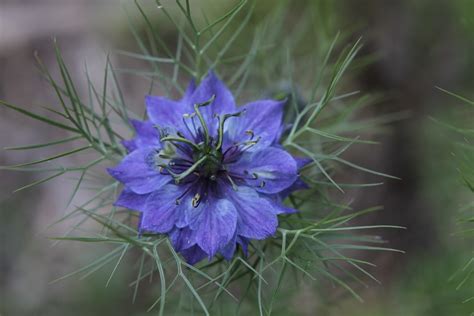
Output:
[279, 178, 309, 200]
[187, 71, 236, 136]
[169, 227, 196, 251]
[225, 99, 285, 150]
[219, 234, 237, 260]
[121, 139, 137, 153]
[146, 96, 192, 133]
[122, 120, 160, 152]
[263, 194, 298, 214]
[221, 235, 249, 259]
[115, 189, 149, 212]
[294, 156, 312, 170]
[141, 184, 188, 233]
[225, 186, 278, 239]
[182, 80, 196, 103]
[188, 199, 237, 258]
[108, 148, 170, 194]
[227, 147, 298, 194]
[237, 236, 249, 256]
[180, 245, 208, 265]
[278, 155, 311, 198]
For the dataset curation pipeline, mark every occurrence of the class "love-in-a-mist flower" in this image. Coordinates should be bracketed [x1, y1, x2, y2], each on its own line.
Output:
[109, 71, 308, 264]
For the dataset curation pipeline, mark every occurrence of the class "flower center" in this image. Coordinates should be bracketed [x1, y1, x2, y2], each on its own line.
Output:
[156, 95, 259, 189]
[196, 148, 223, 179]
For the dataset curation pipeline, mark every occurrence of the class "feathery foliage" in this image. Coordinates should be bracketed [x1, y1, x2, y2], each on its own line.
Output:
[435, 88, 474, 306]
[1, 1, 400, 314]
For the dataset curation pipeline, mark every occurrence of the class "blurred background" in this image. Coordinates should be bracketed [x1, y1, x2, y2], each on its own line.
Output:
[1, 0, 473, 315]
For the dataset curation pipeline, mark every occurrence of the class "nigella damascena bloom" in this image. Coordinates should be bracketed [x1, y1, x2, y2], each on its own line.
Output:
[109, 71, 308, 264]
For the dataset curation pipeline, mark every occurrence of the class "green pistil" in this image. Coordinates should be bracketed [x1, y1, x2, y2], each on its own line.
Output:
[193, 95, 215, 147]
[216, 110, 244, 150]
[200, 149, 222, 177]
[174, 154, 208, 184]
[160, 136, 201, 151]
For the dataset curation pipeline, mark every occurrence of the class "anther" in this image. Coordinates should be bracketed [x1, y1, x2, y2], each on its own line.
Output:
[192, 193, 201, 208]
[259, 181, 266, 188]
[245, 130, 254, 139]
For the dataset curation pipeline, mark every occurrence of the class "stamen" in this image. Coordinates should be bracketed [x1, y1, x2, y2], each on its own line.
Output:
[242, 170, 258, 179]
[183, 113, 195, 119]
[225, 173, 239, 191]
[158, 164, 179, 178]
[191, 193, 201, 208]
[238, 136, 262, 154]
[245, 130, 254, 139]
[223, 137, 262, 163]
[182, 115, 197, 141]
[155, 125, 168, 139]
[175, 183, 196, 205]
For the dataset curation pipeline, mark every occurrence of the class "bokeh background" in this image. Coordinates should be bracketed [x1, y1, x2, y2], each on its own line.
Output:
[1, 0, 473, 315]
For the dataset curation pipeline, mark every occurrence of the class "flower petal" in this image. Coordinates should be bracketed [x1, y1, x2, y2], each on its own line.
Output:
[122, 120, 161, 152]
[227, 147, 298, 194]
[180, 245, 208, 265]
[263, 194, 298, 215]
[237, 236, 249, 256]
[225, 99, 285, 150]
[188, 199, 238, 258]
[181, 79, 196, 103]
[219, 234, 237, 260]
[141, 184, 188, 233]
[294, 156, 312, 170]
[169, 227, 196, 251]
[114, 189, 149, 212]
[108, 148, 170, 194]
[225, 185, 278, 239]
[146, 96, 192, 132]
[187, 71, 236, 139]
[188, 71, 236, 117]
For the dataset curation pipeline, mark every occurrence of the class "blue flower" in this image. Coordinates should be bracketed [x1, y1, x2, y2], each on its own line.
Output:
[109, 71, 307, 264]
